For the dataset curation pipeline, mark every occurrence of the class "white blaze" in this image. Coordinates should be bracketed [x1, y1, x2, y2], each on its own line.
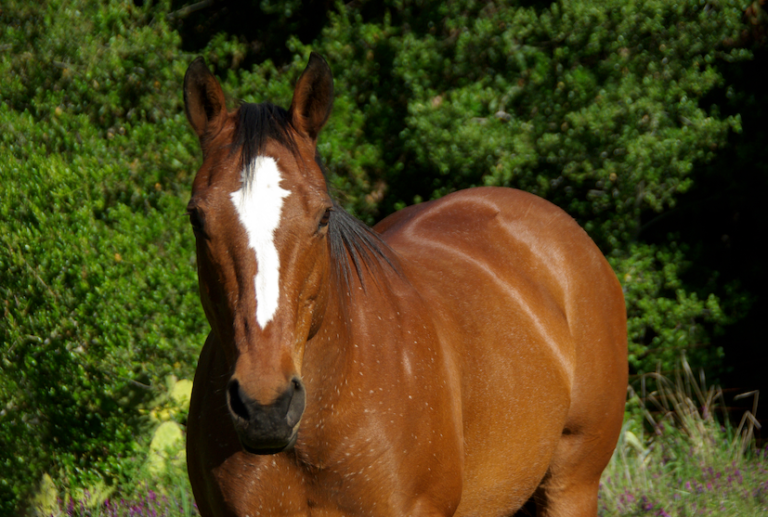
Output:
[230, 156, 291, 328]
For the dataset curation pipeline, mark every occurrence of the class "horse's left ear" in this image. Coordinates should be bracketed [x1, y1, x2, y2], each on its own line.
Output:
[289, 53, 334, 141]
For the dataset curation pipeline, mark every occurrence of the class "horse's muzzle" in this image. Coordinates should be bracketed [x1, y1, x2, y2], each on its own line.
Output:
[226, 377, 305, 455]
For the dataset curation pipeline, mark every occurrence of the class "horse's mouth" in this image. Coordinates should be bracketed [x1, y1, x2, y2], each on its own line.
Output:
[227, 376, 305, 455]
[240, 430, 298, 455]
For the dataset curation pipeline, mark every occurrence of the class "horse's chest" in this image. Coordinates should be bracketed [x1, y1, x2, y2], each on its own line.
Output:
[209, 455, 404, 517]
[210, 454, 307, 516]
[190, 332, 462, 516]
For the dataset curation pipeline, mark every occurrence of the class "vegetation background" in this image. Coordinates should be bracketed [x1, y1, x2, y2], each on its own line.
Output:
[1, 0, 767, 514]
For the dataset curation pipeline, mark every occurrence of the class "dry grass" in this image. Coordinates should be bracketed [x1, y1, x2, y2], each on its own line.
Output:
[599, 356, 767, 516]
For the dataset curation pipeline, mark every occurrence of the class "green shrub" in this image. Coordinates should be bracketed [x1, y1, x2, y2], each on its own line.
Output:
[174, 0, 752, 376]
[0, 0, 205, 512]
[275, 0, 751, 374]
[608, 242, 742, 373]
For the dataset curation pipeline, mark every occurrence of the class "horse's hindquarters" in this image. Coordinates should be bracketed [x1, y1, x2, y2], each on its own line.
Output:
[378, 187, 627, 516]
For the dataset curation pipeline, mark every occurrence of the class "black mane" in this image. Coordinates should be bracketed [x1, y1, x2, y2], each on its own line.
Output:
[233, 102, 399, 292]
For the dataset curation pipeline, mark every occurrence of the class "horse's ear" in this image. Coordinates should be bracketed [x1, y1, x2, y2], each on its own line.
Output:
[183, 57, 227, 139]
[289, 53, 334, 141]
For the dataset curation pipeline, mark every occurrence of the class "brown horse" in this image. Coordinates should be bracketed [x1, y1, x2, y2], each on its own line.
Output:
[183, 53, 627, 517]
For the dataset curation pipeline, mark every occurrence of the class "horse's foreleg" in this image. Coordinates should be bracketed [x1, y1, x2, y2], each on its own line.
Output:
[530, 473, 600, 517]
[406, 497, 459, 517]
[528, 426, 614, 517]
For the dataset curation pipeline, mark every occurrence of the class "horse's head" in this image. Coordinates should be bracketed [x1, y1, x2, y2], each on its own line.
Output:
[183, 54, 335, 454]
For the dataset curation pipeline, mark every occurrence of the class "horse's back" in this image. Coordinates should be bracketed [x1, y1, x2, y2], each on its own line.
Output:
[376, 187, 627, 516]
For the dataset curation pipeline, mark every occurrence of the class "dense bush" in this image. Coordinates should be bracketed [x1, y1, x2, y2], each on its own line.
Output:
[188, 0, 752, 371]
[317, 0, 751, 373]
[0, 0, 205, 512]
[1, 0, 762, 514]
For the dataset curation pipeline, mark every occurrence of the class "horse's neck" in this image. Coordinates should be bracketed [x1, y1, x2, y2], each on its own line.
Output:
[304, 275, 379, 378]
[302, 267, 416, 401]
[296, 266, 446, 471]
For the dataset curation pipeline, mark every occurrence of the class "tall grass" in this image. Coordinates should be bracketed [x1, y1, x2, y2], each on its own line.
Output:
[37, 358, 766, 517]
[599, 357, 767, 516]
[37, 465, 198, 517]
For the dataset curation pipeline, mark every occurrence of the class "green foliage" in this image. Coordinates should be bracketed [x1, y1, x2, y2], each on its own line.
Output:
[0, 0, 205, 513]
[608, 242, 735, 372]
[163, 0, 756, 377]
[283, 0, 750, 374]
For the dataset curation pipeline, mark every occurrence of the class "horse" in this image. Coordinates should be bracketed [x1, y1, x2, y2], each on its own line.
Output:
[182, 52, 627, 517]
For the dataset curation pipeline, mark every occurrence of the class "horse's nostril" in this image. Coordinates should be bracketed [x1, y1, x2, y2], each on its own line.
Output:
[227, 380, 250, 421]
[285, 377, 306, 428]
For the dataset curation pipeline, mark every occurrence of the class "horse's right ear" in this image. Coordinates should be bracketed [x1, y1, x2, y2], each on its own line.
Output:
[183, 57, 227, 139]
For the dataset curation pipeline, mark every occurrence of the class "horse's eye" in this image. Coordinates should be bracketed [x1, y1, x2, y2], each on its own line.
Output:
[187, 207, 206, 234]
[319, 208, 332, 229]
